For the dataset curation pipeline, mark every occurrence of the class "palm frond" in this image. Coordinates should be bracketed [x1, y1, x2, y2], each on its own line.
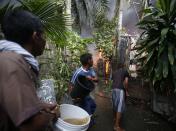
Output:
[18, 0, 68, 44]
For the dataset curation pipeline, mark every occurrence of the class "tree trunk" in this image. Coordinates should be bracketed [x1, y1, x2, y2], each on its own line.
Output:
[74, 0, 94, 37]
[111, 0, 121, 71]
[65, 0, 72, 30]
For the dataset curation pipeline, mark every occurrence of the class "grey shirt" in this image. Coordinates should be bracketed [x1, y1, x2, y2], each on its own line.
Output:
[112, 68, 129, 90]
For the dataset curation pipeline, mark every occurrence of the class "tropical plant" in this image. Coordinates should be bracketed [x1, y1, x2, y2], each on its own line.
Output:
[66, 31, 93, 65]
[0, 1, 17, 40]
[136, 0, 176, 94]
[40, 31, 93, 100]
[21, 0, 69, 44]
[0, 0, 97, 101]
[0, 0, 68, 44]
[94, 15, 116, 59]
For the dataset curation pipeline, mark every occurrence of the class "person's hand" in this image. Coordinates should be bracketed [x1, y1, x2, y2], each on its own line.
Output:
[41, 103, 60, 122]
[86, 76, 98, 83]
[50, 104, 60, 120]
[86, 76, 92, 81]
[19, 103, 60, 131]
[92, 77, 98, 82]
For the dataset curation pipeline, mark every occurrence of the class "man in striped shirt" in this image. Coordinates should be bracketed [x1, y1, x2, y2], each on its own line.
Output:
[70, 53, 98, 122]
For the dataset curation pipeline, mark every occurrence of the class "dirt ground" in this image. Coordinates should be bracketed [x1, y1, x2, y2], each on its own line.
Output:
[89, 78, 176, 131]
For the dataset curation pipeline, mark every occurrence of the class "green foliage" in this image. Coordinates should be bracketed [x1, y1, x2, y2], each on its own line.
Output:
[95, 0, 109, 17]
[66, 31, 93, 65]
[0, 0, 68, 44]
[0, 0, 18, 40]
[94, 15, 116, 59]
[136, 0, 176, 94]
[41, 31, 93, 100]
[104, 80, 113, 92]
[19, 0, 68, 44]
[0, 0, 93, 100]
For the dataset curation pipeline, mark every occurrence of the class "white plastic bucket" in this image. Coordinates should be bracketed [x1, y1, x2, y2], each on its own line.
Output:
[55, 104, 90, 131]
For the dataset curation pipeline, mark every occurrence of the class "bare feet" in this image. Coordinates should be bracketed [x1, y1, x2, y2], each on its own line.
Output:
[113, 126, 125, 131]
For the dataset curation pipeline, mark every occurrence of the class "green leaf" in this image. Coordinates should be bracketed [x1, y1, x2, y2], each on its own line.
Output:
[168, 44, 174, 65]
[154, 61, 162, 80]
[143, 8, 152, 14]
[156, 0, 161, 9]
[145, 50, 154, 64]
[158, 45, 165, 58]
[153, 75, 158, 85]
[0, 1, 17, 23]
[20, 0, 68, 44]
[163, 58, 169, 78]
[137, 19, 154, 26]
[170, 0, 176, 13]
[146, 37, 159, 47]
[145, 58, 155, 77]
[171, 66, 176, 79]
[137, 38, 147, 45]
[161, 28, 169, 38]
[157, 0, 166, 12]
[158, 0, 170, 13]
[171, 66, 176, 90]
[173, 30, 176, 36]
[165, 0, 171, 14]
[136, 47, 146, 57]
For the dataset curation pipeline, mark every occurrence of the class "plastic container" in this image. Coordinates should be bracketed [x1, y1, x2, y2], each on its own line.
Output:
[55, 104, 90, 131]
[37, 79, 56, 104]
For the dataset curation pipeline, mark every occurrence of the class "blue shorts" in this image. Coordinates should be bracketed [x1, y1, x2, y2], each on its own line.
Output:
[112, 88, 125, 113]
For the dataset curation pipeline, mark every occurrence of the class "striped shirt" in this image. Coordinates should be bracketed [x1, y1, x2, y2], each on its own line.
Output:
[71, 66, 96, 86]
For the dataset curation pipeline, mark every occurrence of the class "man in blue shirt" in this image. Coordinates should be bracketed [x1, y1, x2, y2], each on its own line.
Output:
[70, 53, 98, 126]
[71, 53, 97, 85]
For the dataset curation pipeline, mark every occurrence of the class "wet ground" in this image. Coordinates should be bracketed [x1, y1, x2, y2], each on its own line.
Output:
[88, 95, 113, 131]
[89, 78, 176, 131]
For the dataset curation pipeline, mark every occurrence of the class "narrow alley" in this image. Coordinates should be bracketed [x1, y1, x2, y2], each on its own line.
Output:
[89, 79, 175, 131]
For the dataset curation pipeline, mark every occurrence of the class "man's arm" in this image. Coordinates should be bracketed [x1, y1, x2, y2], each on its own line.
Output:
[124, 77, 129, 96]
[86, 75, 98, 82]
[124, 77, 128, 89]
[19, 104, 59, 131]
[88, 67, 98, 82]
[91, 76, 98, 82]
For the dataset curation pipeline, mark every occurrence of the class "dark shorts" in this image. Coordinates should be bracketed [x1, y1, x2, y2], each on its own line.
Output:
[112, 88, 125, 113]
[73, 96, 96, 115]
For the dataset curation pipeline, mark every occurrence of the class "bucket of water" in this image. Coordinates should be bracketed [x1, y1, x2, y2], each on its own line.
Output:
[55, 104, 90, 131]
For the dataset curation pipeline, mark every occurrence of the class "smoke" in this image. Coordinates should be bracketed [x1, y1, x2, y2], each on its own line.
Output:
[106, 0, 116, 21]
[122, 0, 143, 35]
